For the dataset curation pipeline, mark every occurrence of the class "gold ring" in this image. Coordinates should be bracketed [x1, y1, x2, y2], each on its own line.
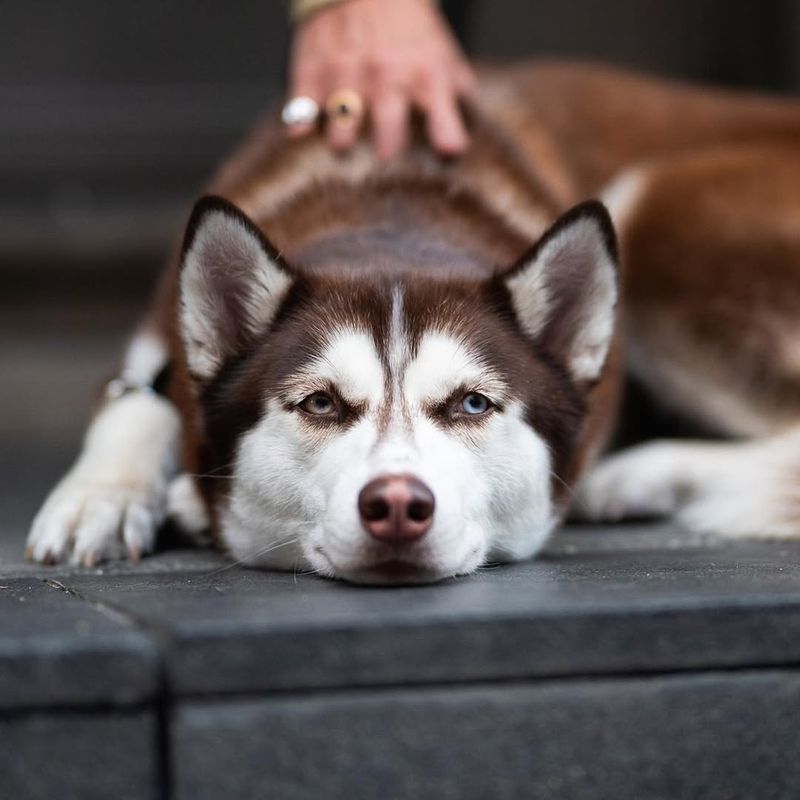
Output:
[325, 89, 365, 130]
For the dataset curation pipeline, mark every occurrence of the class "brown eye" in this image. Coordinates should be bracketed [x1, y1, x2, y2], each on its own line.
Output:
[298, 391, 337, 417]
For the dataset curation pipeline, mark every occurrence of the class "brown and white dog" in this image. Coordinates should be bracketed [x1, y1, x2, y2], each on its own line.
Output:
[27, 62, 800, 583]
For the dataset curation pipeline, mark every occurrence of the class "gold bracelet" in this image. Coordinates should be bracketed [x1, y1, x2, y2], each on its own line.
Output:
[289, 0, 350, 24]
[289, 0, 438, 24]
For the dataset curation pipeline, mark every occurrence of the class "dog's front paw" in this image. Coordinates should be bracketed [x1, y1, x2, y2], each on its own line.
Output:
[27, 475, 167, 567]
[575, 441, 695, 522]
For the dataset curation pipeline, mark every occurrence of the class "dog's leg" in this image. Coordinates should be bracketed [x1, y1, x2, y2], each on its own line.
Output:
[574, 142, 800, 540]
[166, 473, 211, 545]
[27, 330, 181, 566]
[578, 428, 800, 538]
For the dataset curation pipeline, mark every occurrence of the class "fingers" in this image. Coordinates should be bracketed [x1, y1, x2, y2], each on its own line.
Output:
[284, 73, 324, 140]
[286, 121, 316, 140]
[284, 81, 470, 159]
[372, 91, 409, 161]
[326, 102, 364, 152]
[324, 63, 365, 152]
[454, 60, 478, 98]
[285, 49, 472, 159]
[285, 117, 319, 140]
[418, 77, 469, 157]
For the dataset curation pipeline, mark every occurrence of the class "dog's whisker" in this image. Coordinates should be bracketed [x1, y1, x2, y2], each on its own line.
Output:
[296, 566, 324, 578]
[206, 535, 301, 576]
[187, 462, 237, 479]
[550, 469, 588, 516]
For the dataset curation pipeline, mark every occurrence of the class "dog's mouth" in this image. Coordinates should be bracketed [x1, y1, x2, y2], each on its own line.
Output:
[315, 539, 468, 585]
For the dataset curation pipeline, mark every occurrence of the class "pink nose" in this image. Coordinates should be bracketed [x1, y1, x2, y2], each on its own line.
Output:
[358, 475, 435, 543]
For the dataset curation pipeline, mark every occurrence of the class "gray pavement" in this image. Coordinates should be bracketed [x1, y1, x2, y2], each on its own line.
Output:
[5, 515, 800, 799]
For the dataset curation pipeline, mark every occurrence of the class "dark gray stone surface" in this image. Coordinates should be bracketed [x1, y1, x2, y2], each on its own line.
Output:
[6, 520, 800, 701]
[55, 534, 800, 696]
[173, 670, 800, 800]
[1, 708, 158, 800]
[6, 467, 800, 800]
[0, 579, 159, 710]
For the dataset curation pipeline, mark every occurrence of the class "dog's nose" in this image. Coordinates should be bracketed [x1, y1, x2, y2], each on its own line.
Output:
[358, 475, 435, 543]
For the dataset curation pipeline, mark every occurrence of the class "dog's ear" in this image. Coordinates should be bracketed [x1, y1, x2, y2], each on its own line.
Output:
[502, 201, 618, 384]
[178, 196, 294, 381]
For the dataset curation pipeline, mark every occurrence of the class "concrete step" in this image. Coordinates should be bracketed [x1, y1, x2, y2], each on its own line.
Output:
[3, 523, 800, 799]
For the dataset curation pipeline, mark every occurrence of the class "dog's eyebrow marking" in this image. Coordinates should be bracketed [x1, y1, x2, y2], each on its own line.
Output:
[404, 332, 507, 407]
[286, 328, 384, 407]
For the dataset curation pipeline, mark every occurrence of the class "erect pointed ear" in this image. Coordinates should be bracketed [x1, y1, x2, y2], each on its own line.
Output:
[503, 200, 618, 384]
[179, 195, 293, 381]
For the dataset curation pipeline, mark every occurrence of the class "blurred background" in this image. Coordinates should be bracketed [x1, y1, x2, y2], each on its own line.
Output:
[3, 0, 800, 554]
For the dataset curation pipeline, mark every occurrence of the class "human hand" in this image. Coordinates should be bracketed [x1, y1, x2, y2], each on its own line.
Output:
[285, 0, 476, 160]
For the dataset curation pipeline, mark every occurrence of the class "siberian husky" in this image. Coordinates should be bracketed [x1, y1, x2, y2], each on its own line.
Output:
[28, 62, 800, 583]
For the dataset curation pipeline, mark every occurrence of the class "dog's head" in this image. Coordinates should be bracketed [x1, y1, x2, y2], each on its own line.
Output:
[178, 196, 617, 583]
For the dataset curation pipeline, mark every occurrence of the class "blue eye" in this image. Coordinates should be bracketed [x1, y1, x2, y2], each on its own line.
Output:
[460, 392, 491, 415]
[299, 392, 336, 416]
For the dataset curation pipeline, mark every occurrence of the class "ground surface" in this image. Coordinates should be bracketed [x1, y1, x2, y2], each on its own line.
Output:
[5, 515, 800, 800]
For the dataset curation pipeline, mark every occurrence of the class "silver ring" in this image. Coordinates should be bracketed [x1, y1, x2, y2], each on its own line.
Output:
[281, 95, 320, 127]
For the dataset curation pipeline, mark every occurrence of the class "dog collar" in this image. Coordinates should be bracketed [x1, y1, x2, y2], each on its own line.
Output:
[104, 363, 171, 402]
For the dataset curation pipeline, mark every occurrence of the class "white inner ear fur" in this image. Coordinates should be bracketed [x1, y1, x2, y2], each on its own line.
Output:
[180, 210, 292, 379]
[506, 215, 617, 383]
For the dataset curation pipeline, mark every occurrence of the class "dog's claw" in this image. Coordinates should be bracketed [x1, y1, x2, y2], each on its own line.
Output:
[28, 486, 165, 567]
